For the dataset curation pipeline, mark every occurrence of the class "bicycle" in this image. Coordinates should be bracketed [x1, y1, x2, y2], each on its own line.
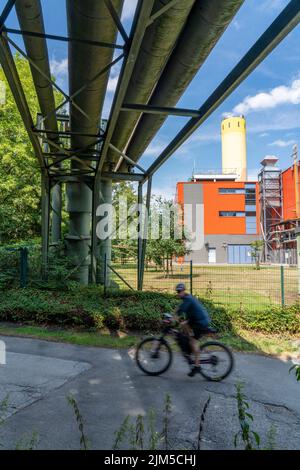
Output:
[135, 313, 234, 381]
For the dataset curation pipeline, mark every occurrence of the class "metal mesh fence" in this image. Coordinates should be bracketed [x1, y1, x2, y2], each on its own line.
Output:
[109, 262, 299, 310]
[1, 245, 299, 310]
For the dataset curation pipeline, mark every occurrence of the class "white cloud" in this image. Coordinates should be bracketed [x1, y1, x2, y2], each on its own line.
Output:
[143, 142, 166, 157]
[152, 184, 176, 201]
[268, 139, 296, 148]
[121, 0, 138, 21]
[247, 109, 300, 133]
[107, 76, 119, 93]
[231, 78, 300, 115]
[50, 58, 68, 78]
[222, 112, 234, 118]
[259, 133, 269, 138]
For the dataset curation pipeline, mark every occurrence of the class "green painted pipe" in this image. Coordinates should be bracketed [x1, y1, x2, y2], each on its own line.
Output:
[66, 0, 123, 283]
[15, 1, 62, 243]
[118, 0, 245, 172]
[106, 0, 195, 168]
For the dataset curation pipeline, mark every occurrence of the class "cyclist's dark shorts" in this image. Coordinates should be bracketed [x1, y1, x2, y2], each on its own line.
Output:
[192, 326, 208, 340]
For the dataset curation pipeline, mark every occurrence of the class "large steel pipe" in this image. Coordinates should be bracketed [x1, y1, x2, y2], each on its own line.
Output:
[15, 0, 62, 242]
[106, 0, 195, 167]
[118, 0, 244, 171]
[66, 0, 123, 284]
[15, 0, 58, 136]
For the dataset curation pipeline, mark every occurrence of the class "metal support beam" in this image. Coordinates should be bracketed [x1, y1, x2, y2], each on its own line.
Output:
[41, 174, 50, 280]
[91, 177, 100, 284]
[147, 0, 181, 26]
[97, 0, 155, 174]
[98, 178, 113, 286]
[101, 171, 145, 182]
[51, 183, 62, 243]
[33, 128, 103, 139]
[139, 177, 152, 290]
[4, 27, 125, 49]
[137, 182, 143, 290]
[121, 103, 201, 118]
[0, 0, 16, 31]
[39, 53, 125, 127]
[144, 0, 300, 180]
[103, 0, 129, 44]
[109, 144, 146, 173]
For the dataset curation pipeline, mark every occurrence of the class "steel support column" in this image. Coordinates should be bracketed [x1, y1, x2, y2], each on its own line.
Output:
[65, 181, 92, 285]
[91, 176, 100, 284]
[51, 182, 62, 243]
[98, 178, 113, 286]
[41, 174, 50, 280]
[139, 177, 152, 290]
[137, 182, 143, 290]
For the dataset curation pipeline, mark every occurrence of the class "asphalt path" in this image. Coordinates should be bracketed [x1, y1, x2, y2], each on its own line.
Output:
[0, 335, 299, 450]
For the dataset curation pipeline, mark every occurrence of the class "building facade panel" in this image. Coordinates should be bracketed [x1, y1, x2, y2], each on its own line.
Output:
[185, 234, 259, 264]
[203, 181, 246, 235]
[176, 180, 260, 264]
[282, 166, 300, 221]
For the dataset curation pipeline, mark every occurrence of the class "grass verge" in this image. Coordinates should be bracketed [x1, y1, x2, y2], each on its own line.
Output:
[0, 323, 299, 358]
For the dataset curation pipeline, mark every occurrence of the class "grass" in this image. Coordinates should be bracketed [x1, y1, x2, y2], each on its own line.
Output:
[0, 324, 137, 349]
[110, 263, 299, 310]
[0, 323, 299, 358]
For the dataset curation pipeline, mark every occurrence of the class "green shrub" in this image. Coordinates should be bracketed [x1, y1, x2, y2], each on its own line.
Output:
[0, 288, 299, 334]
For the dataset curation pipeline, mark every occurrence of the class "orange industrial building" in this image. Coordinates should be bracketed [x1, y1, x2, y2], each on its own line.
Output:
[176, 117, 299, 265]
[176, 177, 260, 264]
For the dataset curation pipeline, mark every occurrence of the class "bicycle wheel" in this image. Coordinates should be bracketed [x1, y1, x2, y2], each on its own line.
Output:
[135, 337, 173, 376]
[199, 341, 234, 381]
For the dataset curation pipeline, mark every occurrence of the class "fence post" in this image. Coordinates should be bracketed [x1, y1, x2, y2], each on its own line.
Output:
[20, 247, 28, 288]
[280, 265, 285, 307]
[190, 259, 193, 295]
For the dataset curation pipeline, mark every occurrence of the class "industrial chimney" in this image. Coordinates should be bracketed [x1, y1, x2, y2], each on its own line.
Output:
[221, 116, 247, 181]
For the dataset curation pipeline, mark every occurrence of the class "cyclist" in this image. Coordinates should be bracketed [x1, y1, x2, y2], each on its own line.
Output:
[175, 283, 211, 377]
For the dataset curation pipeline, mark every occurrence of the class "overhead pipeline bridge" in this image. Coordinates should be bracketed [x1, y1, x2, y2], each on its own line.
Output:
[0, 0, 299, 286]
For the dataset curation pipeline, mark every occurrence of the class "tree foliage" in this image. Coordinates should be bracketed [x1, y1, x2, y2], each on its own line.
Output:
[0, 54, 41, 243]
[110, 187, 190, 270]
[250, 240, 264, 269]
[146, 196, 190, 275]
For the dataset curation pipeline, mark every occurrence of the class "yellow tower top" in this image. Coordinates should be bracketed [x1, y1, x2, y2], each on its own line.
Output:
[221, 116, 247, 181]
[221, 116, 246, 135]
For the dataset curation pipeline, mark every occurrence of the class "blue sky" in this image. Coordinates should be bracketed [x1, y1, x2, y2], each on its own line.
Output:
[2, 0, 300, 199]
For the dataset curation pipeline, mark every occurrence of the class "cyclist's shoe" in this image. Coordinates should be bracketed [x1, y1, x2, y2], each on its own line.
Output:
[187, 366, 200, 377]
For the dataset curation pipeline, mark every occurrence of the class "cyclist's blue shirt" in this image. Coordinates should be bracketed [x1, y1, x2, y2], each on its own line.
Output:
[178, 294, 210, 328]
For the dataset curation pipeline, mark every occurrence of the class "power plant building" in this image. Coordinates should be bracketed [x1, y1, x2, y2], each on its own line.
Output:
[176, 116, 260, 265]
[177, 115, 299, 265]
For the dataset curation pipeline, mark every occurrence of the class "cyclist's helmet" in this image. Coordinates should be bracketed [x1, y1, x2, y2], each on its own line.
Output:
[175, 283, 186, 293]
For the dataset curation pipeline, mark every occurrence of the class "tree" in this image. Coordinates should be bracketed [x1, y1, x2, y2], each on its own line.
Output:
[146, 196, 190, 276]
[250, 240, 264, 269]
[111, 182, 138, 263]
[0, 54, 41, 243]
[0, 54, 64, 245]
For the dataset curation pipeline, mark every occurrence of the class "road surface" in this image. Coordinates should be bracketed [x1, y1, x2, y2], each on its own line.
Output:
[0, 335, 299, 450]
